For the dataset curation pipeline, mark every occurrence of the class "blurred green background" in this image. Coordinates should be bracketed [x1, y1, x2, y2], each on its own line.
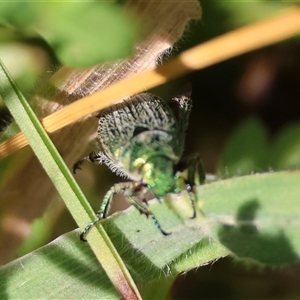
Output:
[1, 1, 300, 299]
[169, 2, 300, 299]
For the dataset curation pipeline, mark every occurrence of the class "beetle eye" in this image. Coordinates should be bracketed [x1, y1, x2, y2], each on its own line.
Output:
[133, 126, 149, 137]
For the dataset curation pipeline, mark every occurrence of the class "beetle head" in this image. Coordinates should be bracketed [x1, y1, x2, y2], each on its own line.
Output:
[140, 155, 177, 197]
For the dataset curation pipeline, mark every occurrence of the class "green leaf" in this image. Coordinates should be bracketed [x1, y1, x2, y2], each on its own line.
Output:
[218, 119, 300, 176]
[0, 197, 228, 299]
[199, 171, 300, 265]
[1, 170, 299, 298]
[0, 3, 38, 29]
[218, 118, 268, 177]
[0, 232, 119, 300]
[36, 3, 138, 67]
[220, 1, 290, 27]
[269, 123, 300, 171]
[0, 2, 139, 67]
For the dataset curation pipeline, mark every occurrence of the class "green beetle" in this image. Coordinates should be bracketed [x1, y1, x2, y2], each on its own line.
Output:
[73, 92, 205, 240]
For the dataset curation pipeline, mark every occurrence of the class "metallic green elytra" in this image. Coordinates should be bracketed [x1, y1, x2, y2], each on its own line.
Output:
[73, 92, 205, 240]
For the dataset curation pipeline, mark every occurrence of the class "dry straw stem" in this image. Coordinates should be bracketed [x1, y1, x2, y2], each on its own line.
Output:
[1, 6, 300, 161]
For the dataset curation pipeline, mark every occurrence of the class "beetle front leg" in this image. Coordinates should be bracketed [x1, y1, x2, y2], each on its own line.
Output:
[80, 181, 170, 241]
[128, 196, 170, 236]
[175, 153, 206, 218]
[73, 151, 107, 174]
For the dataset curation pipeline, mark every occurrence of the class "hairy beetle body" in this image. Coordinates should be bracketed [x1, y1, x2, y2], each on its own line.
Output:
[73, 92, 204, 240]
[97, 93, 181, 181]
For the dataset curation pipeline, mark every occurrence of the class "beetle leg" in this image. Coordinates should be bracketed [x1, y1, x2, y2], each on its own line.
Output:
[80, 181, 170, 241]
[175, 153, 206, 219]
[73, 151, 107, 174]
[128, 197, 170, 236]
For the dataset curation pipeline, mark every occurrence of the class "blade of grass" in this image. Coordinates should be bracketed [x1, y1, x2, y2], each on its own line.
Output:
[0, 6, 300, 160]
[0, 61, 142, 300]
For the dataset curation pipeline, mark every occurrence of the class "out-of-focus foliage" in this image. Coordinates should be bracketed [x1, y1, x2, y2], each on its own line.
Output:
[0, 2, 138, 68]
[218, 119, 268, 177]
[219, 1, 290, 27]
[218, 119, 300, 177]
[0, 1, 138, 133]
